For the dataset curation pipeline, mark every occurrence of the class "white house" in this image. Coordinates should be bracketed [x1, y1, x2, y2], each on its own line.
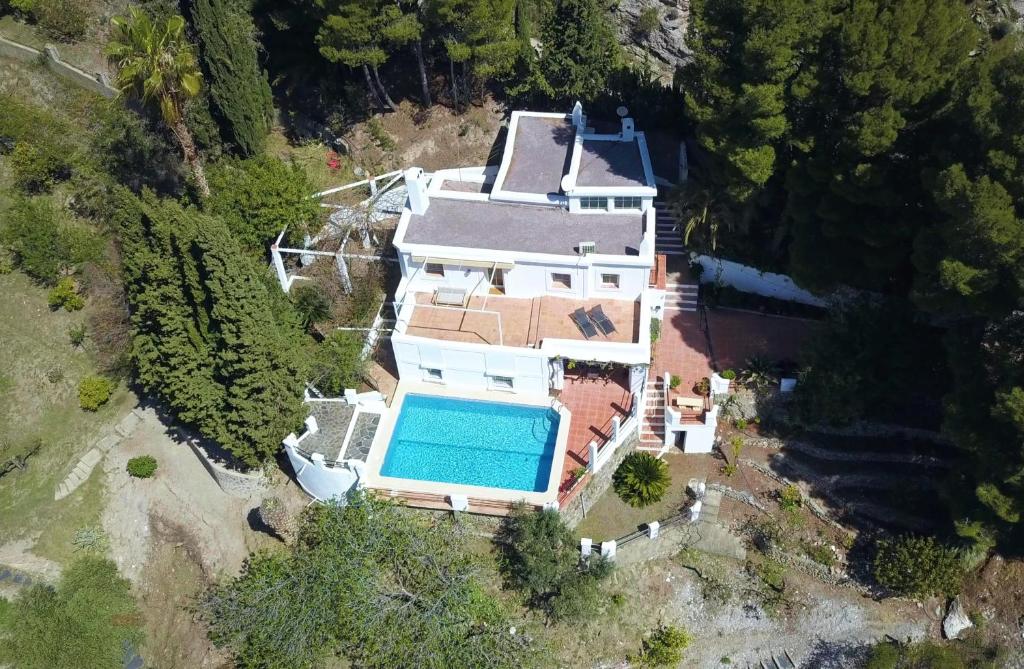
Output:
[390, 104, 660, 404]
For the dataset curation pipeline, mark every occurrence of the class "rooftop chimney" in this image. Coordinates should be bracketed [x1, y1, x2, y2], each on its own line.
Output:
[571, 101, 584, 128]
[404, 167, 429, 215]
[621, 117, 635, 142]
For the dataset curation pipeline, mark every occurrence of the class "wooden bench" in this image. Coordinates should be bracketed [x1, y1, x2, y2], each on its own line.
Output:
[674, 397, 705, 411]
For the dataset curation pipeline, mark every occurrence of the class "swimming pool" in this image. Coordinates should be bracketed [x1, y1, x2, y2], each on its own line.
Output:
[379, 394, 561, 492]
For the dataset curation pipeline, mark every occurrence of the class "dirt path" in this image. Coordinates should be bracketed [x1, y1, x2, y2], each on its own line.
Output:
[100, 406, 301, 667]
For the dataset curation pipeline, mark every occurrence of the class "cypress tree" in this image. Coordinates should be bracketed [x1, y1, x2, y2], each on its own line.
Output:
[535, 0, 617, 103]
[190, 0, 273, 156]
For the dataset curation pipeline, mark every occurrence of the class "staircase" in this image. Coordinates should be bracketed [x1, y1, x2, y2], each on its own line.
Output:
[663, 282, 699, 312]
[639, 379, 666, 448]
[654, 198, 685, 256]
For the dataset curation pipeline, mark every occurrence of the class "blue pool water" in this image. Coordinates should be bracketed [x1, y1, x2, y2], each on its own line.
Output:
[380, 394, 560, 492]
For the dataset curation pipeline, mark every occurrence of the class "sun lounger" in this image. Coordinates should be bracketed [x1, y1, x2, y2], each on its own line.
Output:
[589, 304, 616, 336]
[434, 286, 467, 306]
[571, 308, 598, 339]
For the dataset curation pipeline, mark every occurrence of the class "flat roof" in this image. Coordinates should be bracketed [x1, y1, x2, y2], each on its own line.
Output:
[402, 197, 644, 256]
[576, 138, 648, 188]
[501, 115, 575, 195]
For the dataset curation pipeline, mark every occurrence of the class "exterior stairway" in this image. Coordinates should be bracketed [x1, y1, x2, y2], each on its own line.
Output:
[663, 282, 699, 312]
[639, 378, 666, 448]
[654, 198, 685, 256]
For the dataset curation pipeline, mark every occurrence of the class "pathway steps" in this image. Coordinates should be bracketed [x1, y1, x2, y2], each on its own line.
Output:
[54, 408, 145, 501]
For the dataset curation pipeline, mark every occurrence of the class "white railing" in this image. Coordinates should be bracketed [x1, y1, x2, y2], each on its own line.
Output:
[587, 402, 641, 474]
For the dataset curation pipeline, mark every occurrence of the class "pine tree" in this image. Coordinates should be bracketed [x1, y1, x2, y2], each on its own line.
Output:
[783, 0, 976, 291]
[317, 0, 398, 111]
[190, 0, 274, 156]
[534, 0, 617, 102]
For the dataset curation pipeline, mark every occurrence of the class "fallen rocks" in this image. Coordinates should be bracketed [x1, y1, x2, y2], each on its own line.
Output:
[943, 596, 973, 639]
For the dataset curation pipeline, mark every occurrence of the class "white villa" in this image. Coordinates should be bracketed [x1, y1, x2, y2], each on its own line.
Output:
[282, 104, 725, 515]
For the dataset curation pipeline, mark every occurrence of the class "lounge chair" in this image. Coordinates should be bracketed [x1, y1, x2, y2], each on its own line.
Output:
[571, 308, 598, 339]
[589, 304, 616, 336]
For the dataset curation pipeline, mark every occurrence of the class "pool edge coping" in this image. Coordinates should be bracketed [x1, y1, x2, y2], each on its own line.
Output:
[361, 382, 571, 507]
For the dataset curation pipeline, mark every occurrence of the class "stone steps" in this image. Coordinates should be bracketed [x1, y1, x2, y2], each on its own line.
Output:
[54, 408, 145, 501]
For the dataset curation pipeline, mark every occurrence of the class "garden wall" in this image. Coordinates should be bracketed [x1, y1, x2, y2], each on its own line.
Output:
[188, 441, 269, 498]
[691, 254, 827, 307]
[561, 434, 639, 528]
[0, 36, 117, 98]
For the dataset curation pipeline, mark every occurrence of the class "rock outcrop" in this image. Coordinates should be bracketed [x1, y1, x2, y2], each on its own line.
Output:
[942, 596, 973, 640]
[612, 0, 691, 82]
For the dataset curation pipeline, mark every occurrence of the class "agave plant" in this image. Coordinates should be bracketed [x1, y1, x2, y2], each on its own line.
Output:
[613, 452, 671, 508]
[739, 355, 778, 392]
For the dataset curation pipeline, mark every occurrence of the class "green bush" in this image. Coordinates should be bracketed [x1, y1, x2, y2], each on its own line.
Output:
[366, 116, 397, 151]
[205, 155, 321, 250]
[734, 418, 748, 429]
[637, 6, 660, 35]
[873, 534, 963, 597]
[78, 376, 116, 411]
[9, 140, 69, 192]
[48, 277, 85, 311]
[291, 284, 331, 327]
[613, 452, 671, 507]
[312, 330, 366, 396]
[650, 318, 661, 343]
[778, 484, 802, 512]
[636, 625, 692, 667]
[34, 0, 89, 41]
[669, 374, 681, 389]
[1, 197, 104, 284]
[720, 369, 736, 380]
[126, 455, 158, 479]
[68, 323, 87, 347]
[0, 556, 142, 668]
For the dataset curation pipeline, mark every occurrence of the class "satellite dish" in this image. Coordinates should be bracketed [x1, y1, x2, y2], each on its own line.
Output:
[616, 105, 629, 118]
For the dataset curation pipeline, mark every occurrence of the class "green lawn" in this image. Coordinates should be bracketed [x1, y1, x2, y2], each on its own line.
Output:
[0, 271, 131, 565]
[574, 454, 696, 541]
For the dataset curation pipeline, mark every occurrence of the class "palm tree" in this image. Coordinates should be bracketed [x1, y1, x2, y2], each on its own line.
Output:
[613, 452, 671, 508]
[105, 8, 210, 197]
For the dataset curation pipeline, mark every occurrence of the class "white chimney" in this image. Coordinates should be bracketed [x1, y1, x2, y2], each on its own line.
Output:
[621, 117, 635, 142]
[404, 167, 429, 215]
[571, 101, 584, 128]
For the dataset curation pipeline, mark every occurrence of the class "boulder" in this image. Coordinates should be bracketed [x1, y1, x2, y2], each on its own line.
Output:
[942, 596, 973, 640]
[611, 0, 691, 82]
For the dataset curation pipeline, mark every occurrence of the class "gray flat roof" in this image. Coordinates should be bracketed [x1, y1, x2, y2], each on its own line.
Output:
[576, 138, 648, 188]
[299, 403, 355, 461]
[403, 198, 644, 256]
[501, 116, 575, 195]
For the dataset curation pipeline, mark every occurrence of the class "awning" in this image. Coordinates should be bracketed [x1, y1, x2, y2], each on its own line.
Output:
[412, 256, 514, 270]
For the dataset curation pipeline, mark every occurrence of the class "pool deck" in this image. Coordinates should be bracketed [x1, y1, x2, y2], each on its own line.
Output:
[362, 382, 571, 509]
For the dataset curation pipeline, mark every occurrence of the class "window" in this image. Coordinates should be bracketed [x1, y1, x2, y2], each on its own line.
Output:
[579, 196, 607, 210]
[613, 196, 642, 209]
[424, 368, 443, 382]
[551, 272, 573, 290]
[600, 273, 620, 289]
[425, 262, 445, 278]
[491, 376, 514, 390]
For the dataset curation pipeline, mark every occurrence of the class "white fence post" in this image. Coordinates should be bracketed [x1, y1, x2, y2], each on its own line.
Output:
[648, 521, 660, 539]
[612, 416, 620, 444]
[270, 242, 291, 293]
[588, 440, 599, 473]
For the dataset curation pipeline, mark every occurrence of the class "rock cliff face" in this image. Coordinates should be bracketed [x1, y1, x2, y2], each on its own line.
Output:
[612, 0, 691, 83]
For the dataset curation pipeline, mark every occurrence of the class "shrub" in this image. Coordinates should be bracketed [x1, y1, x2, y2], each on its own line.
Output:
[366, 116, 397, 151]
[126, 455, 158, 479]
[778, 484, 802, 512]
[68, 323, 87, 347]
[48, 277, 85, 311]
[636, 625, 692, 667]
[613, 452, 671, 507]
[78, 376, 116, 411]
[9, 140, 68, 192]
[312, 330, 366, 396]
[0, 556, 142, 668]
[734, 418, 748, 429]
[45, 367, 64, 384]
[258, 495, 295, 541]
[206, 155, 321, 250]
[34, 0, 89, 41]
[720, 369, 736, 380]
[669, 374, 681, 390]
[0, 248, 13, 275]
[873, 534, 963, 597]
[637, 6, 660, 35]
[804, 542, 836, 567]
[291, 284, 331, 327]
[72, 526, 109, 553]
[650, 318, 661, 343]
[1, 197, 104, 284]
[694, 376, 711, 396]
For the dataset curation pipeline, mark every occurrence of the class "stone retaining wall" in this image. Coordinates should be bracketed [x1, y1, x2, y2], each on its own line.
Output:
[0, 35, 117, 98]
[188, 442, 268, 498]
[560, 435, 638, 528]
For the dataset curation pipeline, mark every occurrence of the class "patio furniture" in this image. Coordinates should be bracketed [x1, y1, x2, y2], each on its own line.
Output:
[674, 396, 705, 411]
[434, 286, 467, 306]
[571, 308, 598, 339]
[589, 304, 616, 336]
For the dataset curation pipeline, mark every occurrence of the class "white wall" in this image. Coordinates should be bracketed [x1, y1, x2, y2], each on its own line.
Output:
[401, 253, 648, 302]
[391, 334, 552, 395]
[283, 446, 359, 501]
[691, 254, 827, 307]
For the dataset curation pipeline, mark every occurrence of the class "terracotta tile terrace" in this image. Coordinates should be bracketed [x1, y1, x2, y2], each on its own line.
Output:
[401, 293, 640, 347]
